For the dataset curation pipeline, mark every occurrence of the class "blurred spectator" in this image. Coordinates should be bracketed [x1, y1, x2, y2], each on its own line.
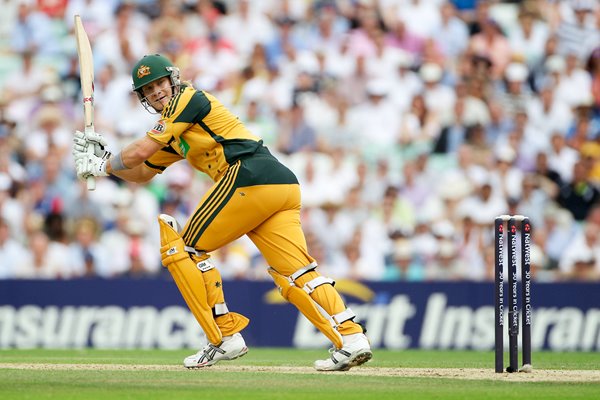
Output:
[24, 104, 71, 166]
[0, 0, 599, 283]
[457, 172, 508, 227]
[10, 2, 54, 54]
[425, 239, 466, 281]
[468, 18, 512, 80]
[433, 1, 470, 62]
[400, 92, 441, 150]
[527, 83, 573, 140]
[587, 47, 600, 111]
[0, 173, 25, 243]
[277, 103, 318, 154]
[14, 229, 71, 279]
[218, 0, 275, 58]
[494, 62, 533, 118]
[0, 217, 24, 278]
[555, 0, 599, 62]
[559, 222, 600, 280]
[101, 211, 158, 278]
[552, 52, 593, 109]
[68, 217, 110, 278]
[546, 133, 579, 184]
[94, 3, 149, 75]
[508, 7, 550, 69]
[556, 159, 600, 221]
[3, 51, 50, 124]
[347, 79, 400, 156]
[383, 239, 424, 281]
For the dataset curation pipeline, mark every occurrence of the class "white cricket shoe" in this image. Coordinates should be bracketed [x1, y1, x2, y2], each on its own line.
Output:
[314, 333, 373, 371]
[184, 333, 248, 368]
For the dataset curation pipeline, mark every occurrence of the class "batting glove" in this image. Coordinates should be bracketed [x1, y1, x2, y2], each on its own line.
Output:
[75, 151, 111, 180]
[73, 130, 108, 158]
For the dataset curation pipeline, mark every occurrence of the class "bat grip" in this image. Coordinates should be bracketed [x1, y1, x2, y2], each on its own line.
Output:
[83, 126, 97, 191]
[86, 176, 96, 191]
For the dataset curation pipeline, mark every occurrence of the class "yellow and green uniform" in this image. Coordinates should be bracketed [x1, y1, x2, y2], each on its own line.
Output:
[147, 84, 363, 338]
[144, 84, 309, 273]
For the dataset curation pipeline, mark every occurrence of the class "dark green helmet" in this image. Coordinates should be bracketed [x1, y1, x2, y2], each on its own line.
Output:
[131, 54, 180, 113]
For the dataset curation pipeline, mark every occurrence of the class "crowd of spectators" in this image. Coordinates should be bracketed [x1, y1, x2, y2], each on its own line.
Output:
[0, 0, 599, 283]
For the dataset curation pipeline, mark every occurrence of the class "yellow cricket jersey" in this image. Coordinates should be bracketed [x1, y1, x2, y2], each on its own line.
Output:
[144, 84, 266, 182]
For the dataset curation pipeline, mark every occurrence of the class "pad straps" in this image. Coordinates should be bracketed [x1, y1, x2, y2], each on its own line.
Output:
[213, 302, 229, 317]
[288, 261, 318, 284]
[332, 308, 356, 325]
[303, 276, 335, 294]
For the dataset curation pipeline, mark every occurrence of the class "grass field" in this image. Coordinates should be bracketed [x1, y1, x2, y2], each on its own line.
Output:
[1, 349, 599, 400]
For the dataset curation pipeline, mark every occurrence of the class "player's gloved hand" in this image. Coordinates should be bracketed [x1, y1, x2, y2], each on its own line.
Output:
[75, 150, 111, 180]
[73, 130, 108, 158]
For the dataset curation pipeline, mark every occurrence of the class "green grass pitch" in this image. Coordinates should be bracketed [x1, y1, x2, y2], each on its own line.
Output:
[1, 349, 599, 399]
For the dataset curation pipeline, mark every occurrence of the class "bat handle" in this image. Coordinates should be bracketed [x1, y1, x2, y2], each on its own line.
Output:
[83, 126, 97, 191]
[87, 176, 96, 191]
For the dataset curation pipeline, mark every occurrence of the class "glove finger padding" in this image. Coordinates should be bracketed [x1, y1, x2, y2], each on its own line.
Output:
[74, 130, 107, 146]
[75, 156, 90, 180]
[73, 130, 108, 158]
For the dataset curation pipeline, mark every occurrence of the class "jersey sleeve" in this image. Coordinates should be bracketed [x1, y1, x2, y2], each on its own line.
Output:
[145, 118, 189, 146]
[144, 144, 184, 173]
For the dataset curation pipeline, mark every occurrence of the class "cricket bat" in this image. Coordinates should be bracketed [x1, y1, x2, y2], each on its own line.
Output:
[74, 14, 96, 191]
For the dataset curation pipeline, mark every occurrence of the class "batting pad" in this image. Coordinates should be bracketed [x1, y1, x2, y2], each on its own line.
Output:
[268, 268, 343, 349]
[158, 215, 223, 345]
[192, 263, 250, 336]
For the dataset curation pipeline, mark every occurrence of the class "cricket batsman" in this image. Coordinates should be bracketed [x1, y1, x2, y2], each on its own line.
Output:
[72, 54, 372, 371]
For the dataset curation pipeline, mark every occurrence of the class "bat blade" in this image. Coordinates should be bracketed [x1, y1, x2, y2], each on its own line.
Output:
[74, 14, 96, 191]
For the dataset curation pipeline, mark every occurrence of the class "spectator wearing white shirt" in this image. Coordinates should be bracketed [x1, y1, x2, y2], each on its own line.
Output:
[64, 0, 117, 40]
[508, 8, 550, 69]
[419, 62, 455, 119]
[217, 0, 275, 58]
[93, 3, 149, 75]
[388, 54, 422, 113]
[0, 217, 25, 279]
[308, 201, 356, 262]
[100, 210, 158, 278]
[365, 30, 412, 81]
[14, 230, 71, 279]
[456, 171, 508, 227]
[192, 31, 241, 87]
[0, 173, 25, 244]
[433, 1, 470, 62]
[527, 82, 573, 140]
[547, 133, 580, 184]
[2, 51, 50, 124]
[489, 146, 524, 202]
[347, 79, 401, 156]
[425, 240, 467, 281]
[396, 0, 442, 39]
[553, 52, 593, 109]
[559, 222, 600, 279]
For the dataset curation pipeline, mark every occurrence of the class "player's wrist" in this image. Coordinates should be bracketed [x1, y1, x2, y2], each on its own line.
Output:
[110, 151, 128, 173]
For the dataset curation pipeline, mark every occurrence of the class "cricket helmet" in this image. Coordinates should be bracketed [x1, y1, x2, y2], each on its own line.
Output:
[131, 54, 180, 112]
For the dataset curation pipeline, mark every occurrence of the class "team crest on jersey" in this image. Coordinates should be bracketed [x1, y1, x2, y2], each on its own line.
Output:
[137, 65, 151, 79]
[149, 120, 166, 135]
